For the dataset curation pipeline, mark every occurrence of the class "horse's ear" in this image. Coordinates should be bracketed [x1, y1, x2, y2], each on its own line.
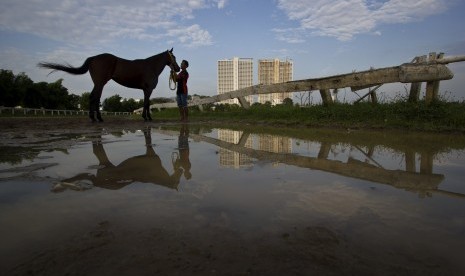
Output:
[169, 47, 173, 53]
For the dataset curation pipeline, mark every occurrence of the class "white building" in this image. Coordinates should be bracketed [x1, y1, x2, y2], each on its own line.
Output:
[258, 59, 293, 105]
[217, 57, 253, 105]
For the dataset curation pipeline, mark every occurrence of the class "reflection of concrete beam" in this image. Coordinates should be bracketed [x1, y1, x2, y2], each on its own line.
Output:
[156, 129, 445, 192]
[317, 142, 331, 159]
[432, 189, 465, 199]
[238, 132, 250, 147]
[205, 134, 444, 190]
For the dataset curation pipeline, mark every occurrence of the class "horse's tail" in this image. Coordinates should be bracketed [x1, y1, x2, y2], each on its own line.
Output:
[37, 58, 91, 75]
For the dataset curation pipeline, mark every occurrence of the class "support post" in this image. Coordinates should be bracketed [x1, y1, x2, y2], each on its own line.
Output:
[408, 55, 427, 102]
[354, 84, 382, 104]
[319, 89, 333, 106]
[237, 96, 250, 109]
[425, 52, 443, 104]
[370, 90, 378, 104]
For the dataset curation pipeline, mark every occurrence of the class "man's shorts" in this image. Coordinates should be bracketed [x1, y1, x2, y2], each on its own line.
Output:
[177, 93, 188, 107]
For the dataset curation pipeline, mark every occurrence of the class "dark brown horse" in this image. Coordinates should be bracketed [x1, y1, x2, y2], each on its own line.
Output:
[38, 49, 180, 122]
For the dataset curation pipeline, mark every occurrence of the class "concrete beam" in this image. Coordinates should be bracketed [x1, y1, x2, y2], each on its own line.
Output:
[136, 63, 455, 113]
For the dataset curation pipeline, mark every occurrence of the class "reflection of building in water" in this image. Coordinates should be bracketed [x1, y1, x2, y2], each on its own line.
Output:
[217, 130, 292, 168]
[258, 134, 292, 154]
[218, 129, 253, 168]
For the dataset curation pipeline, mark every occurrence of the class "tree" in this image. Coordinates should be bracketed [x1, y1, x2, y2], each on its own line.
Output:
[0, 70, 14, 106]
[102, 94, 122, 111]
[150, 97, 174, 104]
[79, 92, 91, 111]
[121, 98, 143, 112]
[14, 72, 33, 107]
[40, 79, 70, 109]
[66, 94, 81, 110]
[296, 91, 312, 106]
[0, 70, 22, 106]
[283, 97, 293, 106]
[1, 69, 86, 110]
[23, 85, 43, 108]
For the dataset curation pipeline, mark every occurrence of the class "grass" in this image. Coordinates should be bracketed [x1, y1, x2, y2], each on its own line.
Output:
[150, 100, 465, 132]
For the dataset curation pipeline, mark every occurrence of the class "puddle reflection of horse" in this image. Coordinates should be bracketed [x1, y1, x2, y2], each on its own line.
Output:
[54, 127, 190, 192]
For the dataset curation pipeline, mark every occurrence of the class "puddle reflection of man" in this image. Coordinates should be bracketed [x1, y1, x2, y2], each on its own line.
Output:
[173, 125, 191, 180]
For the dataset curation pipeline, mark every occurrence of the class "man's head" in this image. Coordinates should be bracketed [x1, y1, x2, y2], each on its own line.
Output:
[181, 60, 189, 69]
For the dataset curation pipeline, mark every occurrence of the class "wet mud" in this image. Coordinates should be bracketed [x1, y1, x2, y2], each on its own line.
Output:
[1, 117, 464, 275]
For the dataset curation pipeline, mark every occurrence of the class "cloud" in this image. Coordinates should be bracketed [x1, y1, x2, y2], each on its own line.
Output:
[216, 0, 228, 9]
[272, 28, 306, 44]
[275, 0, 449, 42]
[0, 0, 220, 48]
[167, 24, 213, 48]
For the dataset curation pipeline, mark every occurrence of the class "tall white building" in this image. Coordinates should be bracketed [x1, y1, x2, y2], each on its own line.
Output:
[217, 57, 253, 105]
[258, 59, 293, 105]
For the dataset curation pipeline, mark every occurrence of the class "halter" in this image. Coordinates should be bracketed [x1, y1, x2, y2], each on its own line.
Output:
[167, 50, 177, 69]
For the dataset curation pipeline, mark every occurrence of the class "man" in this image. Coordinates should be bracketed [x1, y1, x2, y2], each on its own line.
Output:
[174, 60, 189, 122]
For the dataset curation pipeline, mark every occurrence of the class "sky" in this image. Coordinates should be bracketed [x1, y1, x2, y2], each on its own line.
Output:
[1, 0, 465, 103]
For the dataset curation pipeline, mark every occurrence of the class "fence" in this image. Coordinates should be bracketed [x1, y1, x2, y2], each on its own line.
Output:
[135, 52, 465, 113]
[0, 107, 131, 117]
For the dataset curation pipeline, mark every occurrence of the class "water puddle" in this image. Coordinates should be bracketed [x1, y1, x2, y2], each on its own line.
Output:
[1, 124, 464, 274]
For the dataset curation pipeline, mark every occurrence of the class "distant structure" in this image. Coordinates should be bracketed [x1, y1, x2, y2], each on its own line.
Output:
[258, 58, 293, 105]
[217, 57, 253, 105]
[217, 130, 292, 168]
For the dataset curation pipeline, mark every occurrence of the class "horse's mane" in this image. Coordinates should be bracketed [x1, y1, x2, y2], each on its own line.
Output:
[146, 50, 168, 61]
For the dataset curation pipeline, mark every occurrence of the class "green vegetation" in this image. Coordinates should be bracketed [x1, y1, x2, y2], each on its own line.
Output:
[1, 69, 80, 110]
[150, 100, 465, 132]
[3, 68, 465, 132]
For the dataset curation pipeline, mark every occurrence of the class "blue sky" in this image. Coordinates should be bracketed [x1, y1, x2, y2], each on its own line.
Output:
[1, 0, 464, 103]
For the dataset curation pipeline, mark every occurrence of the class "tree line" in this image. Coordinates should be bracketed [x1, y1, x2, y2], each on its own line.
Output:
[0, 69, 147, 112]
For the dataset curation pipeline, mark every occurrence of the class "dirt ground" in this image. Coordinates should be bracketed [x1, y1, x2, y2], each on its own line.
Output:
[1, 117, 461, 276]
[1, 116, 158, 132]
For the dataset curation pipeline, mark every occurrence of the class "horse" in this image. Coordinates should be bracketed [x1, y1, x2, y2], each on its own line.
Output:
[38, 48, 180, 122]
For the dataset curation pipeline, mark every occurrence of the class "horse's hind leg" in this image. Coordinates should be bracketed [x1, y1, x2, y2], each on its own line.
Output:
[89, 91, 96, 122]
[142, 88, 154, 121]
[89, 85, 104, 122]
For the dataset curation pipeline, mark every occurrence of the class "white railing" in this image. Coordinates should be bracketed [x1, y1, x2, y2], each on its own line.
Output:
[0, 107, 132, 116]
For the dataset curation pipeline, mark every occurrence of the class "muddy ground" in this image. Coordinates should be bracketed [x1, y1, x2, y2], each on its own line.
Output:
[0, 117, 461, 276]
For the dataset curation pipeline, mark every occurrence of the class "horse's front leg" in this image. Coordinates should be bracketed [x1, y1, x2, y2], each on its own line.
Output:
[94, 86, 104, 122]
[95, 103, 103, 122]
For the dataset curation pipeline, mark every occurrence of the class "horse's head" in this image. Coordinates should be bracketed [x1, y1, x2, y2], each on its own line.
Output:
[167, 48, 180, 72]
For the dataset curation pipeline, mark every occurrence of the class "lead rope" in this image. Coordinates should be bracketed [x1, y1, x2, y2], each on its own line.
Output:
[168, 51, 178, 91]
[169, 70, 177, 90]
